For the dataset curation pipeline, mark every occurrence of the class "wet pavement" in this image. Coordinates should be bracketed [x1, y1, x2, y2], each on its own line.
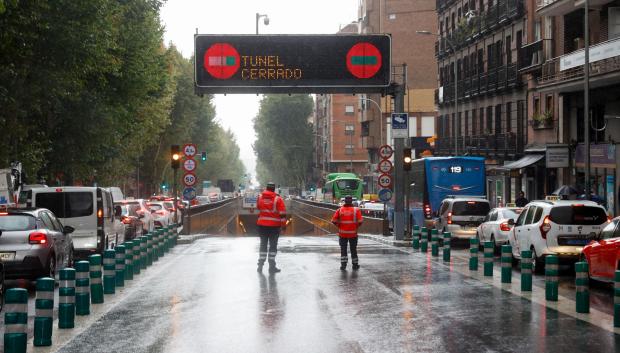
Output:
[5, 235, 611, 353]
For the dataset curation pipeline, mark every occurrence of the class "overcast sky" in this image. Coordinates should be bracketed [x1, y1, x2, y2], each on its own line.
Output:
[161, 0, 360, 180]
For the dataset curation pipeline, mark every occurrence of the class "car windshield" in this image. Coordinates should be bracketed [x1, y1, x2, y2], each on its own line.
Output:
[336, 180, 359, 190]
[0, 215, 36, 231]
[452, 201, 490, 216]
[35, 192, 93, 218]
[549, 206, 608, 225]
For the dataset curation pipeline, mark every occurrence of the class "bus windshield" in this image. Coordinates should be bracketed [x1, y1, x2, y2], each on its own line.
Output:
[336, 180, 359, 190]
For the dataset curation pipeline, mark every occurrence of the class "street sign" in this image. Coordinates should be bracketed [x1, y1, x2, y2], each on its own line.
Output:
[378, 188, 393, 202]
[182, 187, 197, 201]
[182, 173, 197, 187]
[194, 34, 392, 94]
[183, 143, 197, 158]
[377, 159, 393, 173]
[391, 113, 408, 138]
[378, 173, 392, 188]
[378, 145, 393, 159]
[182, 159, 196, 172]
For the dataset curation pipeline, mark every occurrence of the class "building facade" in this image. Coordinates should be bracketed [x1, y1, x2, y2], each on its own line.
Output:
[520, 0, 620, 215]
[434, 0, 528, 206]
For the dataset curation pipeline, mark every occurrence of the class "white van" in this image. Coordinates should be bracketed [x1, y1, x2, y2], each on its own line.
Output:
[28, 187, 120, 259]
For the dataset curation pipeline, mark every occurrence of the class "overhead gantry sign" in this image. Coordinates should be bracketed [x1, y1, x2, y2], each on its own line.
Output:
[194, 34, 392, 94]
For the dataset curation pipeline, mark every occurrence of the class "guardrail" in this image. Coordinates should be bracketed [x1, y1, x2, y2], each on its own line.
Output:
[183, 198, 239, 235]
[291, 199, 385, 235]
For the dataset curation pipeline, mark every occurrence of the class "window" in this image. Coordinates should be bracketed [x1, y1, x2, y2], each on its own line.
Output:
[489, 210, 498, 222]
[506, 102, 513, 131]
[388, 13, 396, 20]
[409, 116, 417, 137]
[479, 108, 484, 135]
[534, 20, 542, 41]
[610, 7, 620, 39]
[345, 124, 355, 135]
[0, 215, 36, 231]
[516, 207, 528, 226]
[35, 192, 94, 218]
[47, 212, 64, 231]
[533, 207, 544, 223]
[549, 206, 608, 225]
[495, 105, 502, 135]
[345, 105, 354, 114]
[345, 144, 354, 155]
[524, 206, 536, 224]
[452, 201, 491, 216]
[505, 35, 512, 64]
[439, 202, 449, 215]
[464, 111, 469, 137]
[600, 219, 619, 239]
[39, 212, 55, 230]
[336, 180, 359, 190]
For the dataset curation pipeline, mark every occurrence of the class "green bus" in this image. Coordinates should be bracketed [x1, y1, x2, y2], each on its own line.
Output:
[323, 173, 363, 204]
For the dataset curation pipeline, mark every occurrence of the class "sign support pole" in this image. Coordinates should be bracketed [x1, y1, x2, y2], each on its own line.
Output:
[392, 82, 406, 241]
[173, 168, 178, 225]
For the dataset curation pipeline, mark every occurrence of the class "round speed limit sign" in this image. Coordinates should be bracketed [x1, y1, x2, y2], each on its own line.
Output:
[378, 173, 392, 188]
[183, 173, 197, 187]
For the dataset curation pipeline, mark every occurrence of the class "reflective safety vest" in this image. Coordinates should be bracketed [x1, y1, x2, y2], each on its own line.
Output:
[331, 205, 362, 238]
[256, 191, 286, 228]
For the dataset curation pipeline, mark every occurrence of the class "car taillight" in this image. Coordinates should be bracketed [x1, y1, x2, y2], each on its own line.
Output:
[540, 216, 551, 239]
[29, 232, 47, 244]
[447, 212, 452, 224]
[97, 209, 103, 218]
[500, 222, 511, 232]
[121, 216, 132, 224]
[156, 211, 166, 216]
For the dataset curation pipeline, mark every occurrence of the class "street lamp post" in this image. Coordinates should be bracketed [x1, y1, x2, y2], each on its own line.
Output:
[358, 97, 384, 147]
[417, 30, 458, 156]
[256, 13, 269, 35]
[584, 0, 591, 199]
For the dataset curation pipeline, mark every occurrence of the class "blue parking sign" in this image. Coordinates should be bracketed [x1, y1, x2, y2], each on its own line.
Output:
[391, 113, 408, 138]
[183, 187, 197, 201]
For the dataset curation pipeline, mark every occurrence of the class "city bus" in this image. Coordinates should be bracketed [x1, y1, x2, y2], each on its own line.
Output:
[409, 157, 486, 228]
[323, 173, 363, 204]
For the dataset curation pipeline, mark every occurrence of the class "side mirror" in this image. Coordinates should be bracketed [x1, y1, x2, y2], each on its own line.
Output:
[63, 225, 75, 234]
[114, 205, 122, 218]
[507, 218, 515, 226]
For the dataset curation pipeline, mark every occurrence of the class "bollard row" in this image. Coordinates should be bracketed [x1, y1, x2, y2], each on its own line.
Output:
[3, 224, 180, 352]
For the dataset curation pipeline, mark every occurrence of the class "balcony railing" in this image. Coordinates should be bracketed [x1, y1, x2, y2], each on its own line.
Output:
[437, 132, 523, 156]
[438, 65, 521, 106]
[518, 39, 547, 73]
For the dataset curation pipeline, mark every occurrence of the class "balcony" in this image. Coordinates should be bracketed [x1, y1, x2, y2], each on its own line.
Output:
[537, 0, 614, 17]
[539, 37, 620, 88]
[518, 39, 550, 74]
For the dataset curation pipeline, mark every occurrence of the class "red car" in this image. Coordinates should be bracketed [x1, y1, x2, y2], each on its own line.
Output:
[582, 216, 620, 282]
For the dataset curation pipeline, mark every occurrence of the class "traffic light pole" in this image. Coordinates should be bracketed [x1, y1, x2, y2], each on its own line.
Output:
[173, 167, 178, 225]
[392, 82, 406, 241]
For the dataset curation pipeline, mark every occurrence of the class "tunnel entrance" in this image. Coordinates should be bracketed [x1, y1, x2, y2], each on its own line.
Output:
[228, 214, 328, 236]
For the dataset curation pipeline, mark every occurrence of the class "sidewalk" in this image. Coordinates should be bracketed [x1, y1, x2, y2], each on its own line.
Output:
[358, 233, 412, 247]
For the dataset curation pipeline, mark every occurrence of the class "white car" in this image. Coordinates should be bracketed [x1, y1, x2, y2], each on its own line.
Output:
[476, 207, 523, 251]
[509, 200, 609, 273]
[147, 201, 171, 228]
[435, 197, 491, 239]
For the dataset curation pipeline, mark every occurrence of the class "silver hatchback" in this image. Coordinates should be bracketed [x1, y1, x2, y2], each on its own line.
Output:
[0, 208, 74, 280]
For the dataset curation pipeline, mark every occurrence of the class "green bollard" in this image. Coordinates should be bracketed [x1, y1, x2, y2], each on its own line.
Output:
[160, 228, 166, 257]
[442, 232, 451, 262]
[412, 225, 420, 250]
[155, 229, 162, 259]
[152, 230, 159, 262]
[469, 237, 479, 271]
[75, 261, 90, 315]
[124, 242, 134, 280]
[431, 229, 439, 257]
[614, 271, 620, 327]
[545, 255, 559, 301]
[483, 241, 494, 276]
[103, 249, 116, 295]
[420, 227, 428, 253]
[59, 268, 76, 329]
[500, 245, 512, 283]
[89, 254, 104, 304]
[115, 245, 126, 287]
[147, 232, 155, 266]
[4, 288, 28, 353]
[575, 262, 590, 313]
[33, 277, 55, 346]
[139, 236, 148, 270]
[133, 240, 141, 275]
[521, 250, 533, 292]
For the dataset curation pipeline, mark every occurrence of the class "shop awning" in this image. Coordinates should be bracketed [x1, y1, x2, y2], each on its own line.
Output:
[494, 154, 545, 170]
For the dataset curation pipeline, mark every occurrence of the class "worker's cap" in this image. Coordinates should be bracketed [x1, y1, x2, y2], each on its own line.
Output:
[266, 182, 276, 191]
[344, 195, 353, 204]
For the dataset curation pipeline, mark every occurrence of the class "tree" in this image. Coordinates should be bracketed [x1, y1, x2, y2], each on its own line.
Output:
[253, 95, 313, 189]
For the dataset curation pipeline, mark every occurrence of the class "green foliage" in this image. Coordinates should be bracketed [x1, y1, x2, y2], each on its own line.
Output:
[253, 95, 313, 188]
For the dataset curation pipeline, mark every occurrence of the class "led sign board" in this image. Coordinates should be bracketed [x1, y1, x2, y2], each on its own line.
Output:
[194, 34, 392, 94]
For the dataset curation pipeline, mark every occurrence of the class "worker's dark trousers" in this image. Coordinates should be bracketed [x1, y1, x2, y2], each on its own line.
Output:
[258, 226, 280, 268]
[339, 237, 358, 266]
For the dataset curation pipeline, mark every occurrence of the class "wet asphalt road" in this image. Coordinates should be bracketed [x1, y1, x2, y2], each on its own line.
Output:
[13, 235, 611, 353]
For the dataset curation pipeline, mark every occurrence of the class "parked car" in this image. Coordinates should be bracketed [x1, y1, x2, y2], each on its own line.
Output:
[477, 207, 523, 251]
[0, 208, 74, 279]
[510, 199, 609, 273]
[29, 187, 118, 259]
[435, 197, 491, 239]
[163, 200, 182, 223]
[118, 199, 155, 234]
[115, 203, 143, 241]
[361, 201, 385, 218]
[581, 216, 620, 282]
[147, 201, 171, 228]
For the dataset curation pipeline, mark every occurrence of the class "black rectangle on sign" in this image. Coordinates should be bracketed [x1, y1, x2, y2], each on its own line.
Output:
[194, 34, 392, 94]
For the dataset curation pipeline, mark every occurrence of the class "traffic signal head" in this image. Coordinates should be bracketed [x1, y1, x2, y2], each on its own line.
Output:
[201, 151, 207, 161]
[161, 182, 168, 190]
[403, 148, 412, 171]
[171, 145, 180, 169]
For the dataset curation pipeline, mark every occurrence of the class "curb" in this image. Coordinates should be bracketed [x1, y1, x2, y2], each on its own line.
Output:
[358, 233, 412, 247]
[177, 234, 209, 244]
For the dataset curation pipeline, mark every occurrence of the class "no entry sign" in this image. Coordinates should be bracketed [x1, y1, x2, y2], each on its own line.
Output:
[195, 34, 391, 94]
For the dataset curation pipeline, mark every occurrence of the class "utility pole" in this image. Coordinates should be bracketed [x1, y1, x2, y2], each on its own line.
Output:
[584, 0, 591, 199]
[391, 64, 407, 241]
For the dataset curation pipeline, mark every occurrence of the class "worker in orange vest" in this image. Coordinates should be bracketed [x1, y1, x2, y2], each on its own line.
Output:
[256, 182, 287, 273]
[331, 195, 363, 270]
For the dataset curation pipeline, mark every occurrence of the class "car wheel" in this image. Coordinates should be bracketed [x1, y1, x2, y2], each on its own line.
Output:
[476, 232, 483, 251]
[490, 235, 498, 254]
[531, 247, 544, 274]
[46, 254, 57, 279]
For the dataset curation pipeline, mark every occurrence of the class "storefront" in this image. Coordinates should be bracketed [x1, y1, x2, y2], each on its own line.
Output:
[574, 143, 618, 216]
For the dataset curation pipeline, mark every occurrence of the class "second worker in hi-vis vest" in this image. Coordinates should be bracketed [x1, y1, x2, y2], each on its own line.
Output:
[256, 182, 287, 273]
[331, 195, 363, 271]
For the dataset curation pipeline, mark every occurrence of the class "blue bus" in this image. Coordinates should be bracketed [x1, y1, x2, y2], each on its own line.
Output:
[409, 157, 486, 228]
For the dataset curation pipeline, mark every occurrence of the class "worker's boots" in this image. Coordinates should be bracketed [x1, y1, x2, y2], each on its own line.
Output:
[268, 260, 281, 273]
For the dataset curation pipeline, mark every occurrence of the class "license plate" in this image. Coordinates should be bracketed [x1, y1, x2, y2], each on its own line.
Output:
[0, 252, 15, 261]
[566, 239, 588, 245]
